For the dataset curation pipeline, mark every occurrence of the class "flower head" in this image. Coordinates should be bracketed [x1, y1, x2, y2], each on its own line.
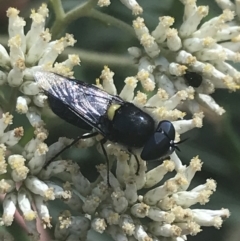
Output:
[0, 4, 81, 239]
[0, 1, 232, 241]
[129, 0, 240, 116]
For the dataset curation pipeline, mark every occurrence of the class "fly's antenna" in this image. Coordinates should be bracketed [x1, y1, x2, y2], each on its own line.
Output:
[171, 138, 189, 152]
[176, 138, 189, 145]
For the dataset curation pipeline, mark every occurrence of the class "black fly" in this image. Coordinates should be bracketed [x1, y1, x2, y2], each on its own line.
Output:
[34, 72, 183, 185]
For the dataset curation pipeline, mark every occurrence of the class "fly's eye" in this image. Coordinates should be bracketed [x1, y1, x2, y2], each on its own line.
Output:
[157, 128, 163, 133]
[141, 132, 171, 161]
[140, 120, 178, 161]
[156, 120, 175, 141]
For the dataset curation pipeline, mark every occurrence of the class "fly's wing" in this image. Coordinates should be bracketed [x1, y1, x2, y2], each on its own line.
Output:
[33, 71, 124, 134]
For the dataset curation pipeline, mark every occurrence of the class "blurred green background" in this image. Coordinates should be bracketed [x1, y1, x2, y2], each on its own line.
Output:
[0, 0, 240, 240]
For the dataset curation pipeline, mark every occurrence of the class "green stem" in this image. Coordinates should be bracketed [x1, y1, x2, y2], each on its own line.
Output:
[64, 0, 99, 24]
[51, 0, 65, 20]
[87, 9, 135, 37]
[8, 87, 18, 114]
[0, 94, 8, 112]
[50, 0, 135, 39]
[62, 47, 136, 68]
[50, 0, 98, 38]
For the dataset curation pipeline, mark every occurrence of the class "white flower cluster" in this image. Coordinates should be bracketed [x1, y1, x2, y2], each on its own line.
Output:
[0, 111, 91, 240]
[0, 1, 233, 241]
[59, 157, 230, 241]
[0, 3, 85, 240]
[128, 0, 240, 116]
[0, 4, 80, 117]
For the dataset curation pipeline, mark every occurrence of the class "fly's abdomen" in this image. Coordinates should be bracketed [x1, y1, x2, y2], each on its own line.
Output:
[48, 94, 92, 130]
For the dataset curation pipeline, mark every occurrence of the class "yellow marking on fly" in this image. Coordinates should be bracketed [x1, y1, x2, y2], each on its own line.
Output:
[107, 104, 121, 121]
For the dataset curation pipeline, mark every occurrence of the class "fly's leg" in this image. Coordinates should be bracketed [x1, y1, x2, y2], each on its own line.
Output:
[44, 132, 98, 169]
[128, 149, 140, 176]
[133, 154, 140, 176]
[100, 139, 111, 187]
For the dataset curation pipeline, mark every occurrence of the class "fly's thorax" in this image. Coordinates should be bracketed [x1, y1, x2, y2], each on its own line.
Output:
[107, 104, 121, 121]
[106, 102, 155, 148]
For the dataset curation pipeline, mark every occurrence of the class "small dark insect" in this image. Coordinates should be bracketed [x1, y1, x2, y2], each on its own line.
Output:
[34, 72, 183, 183]
[183, 70, 203, 88]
